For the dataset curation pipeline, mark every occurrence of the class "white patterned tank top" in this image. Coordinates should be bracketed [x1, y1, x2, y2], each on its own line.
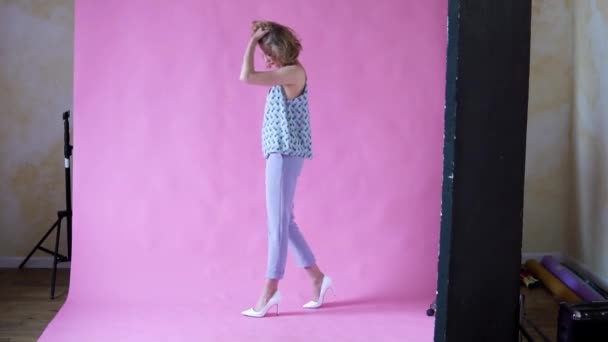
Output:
[261, 83, 313, 159]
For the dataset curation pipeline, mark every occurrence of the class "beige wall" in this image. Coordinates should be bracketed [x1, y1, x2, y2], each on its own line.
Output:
[524, 0, 608, 283]
[523, 0, 573, 254]
[0, 0, 74, 260]
[568, 0, 608, 283]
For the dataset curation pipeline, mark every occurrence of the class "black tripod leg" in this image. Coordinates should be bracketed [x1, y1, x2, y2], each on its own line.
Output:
[19, 219, 60, 269]
[51, 218, 62, 299]
[67, 216, 72, 261]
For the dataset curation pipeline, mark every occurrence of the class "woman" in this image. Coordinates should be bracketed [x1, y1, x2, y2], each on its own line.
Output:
[239, 20, 333, 318]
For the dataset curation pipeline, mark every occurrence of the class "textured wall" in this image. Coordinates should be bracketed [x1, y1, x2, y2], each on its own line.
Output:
[0, 1, 74, 259]
[522, 0, 573, 254]
[523, 0, 608, 284]
[569, 0, 608, 283]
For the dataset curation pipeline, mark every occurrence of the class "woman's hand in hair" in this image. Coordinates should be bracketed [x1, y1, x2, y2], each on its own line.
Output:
[252, 27, 269, 42]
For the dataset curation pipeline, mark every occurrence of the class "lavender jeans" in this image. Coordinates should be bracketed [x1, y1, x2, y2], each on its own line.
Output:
[265, 153, 316, 279]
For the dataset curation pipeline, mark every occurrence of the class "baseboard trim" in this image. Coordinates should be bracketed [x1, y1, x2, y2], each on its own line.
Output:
[521, 252, 563, 263]
[0, 257, 70, 269]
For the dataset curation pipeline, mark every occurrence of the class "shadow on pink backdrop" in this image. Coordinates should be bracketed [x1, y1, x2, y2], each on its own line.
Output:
[40, 0, 447, 340]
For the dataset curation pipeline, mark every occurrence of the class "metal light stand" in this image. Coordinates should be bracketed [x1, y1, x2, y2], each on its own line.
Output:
[19, 111, 73, 299]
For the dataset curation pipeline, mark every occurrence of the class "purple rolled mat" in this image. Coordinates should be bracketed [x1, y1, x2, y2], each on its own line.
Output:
[541, 255, 605, 302]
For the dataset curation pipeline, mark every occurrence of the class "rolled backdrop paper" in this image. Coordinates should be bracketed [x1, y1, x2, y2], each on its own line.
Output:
[524, 259, 582, 303]
[561, 262, 608, 299]
[36, 0, 449, 341]
[540, 256, 605, 302]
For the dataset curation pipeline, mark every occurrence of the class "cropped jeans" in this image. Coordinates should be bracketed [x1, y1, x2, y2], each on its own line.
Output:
[265, 153, 316, 279]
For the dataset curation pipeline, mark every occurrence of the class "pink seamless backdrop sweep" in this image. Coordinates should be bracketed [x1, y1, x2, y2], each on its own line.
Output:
[40, 0, 447, 340]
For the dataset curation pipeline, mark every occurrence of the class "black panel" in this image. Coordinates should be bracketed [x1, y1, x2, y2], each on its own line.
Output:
[435, 1, 532, 341]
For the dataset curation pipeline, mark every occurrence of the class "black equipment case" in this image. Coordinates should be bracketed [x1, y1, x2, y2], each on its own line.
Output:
[557, 301, 608, 342]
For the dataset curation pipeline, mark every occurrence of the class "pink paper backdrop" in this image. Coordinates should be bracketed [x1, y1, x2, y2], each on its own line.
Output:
[40, 0, 447, 340]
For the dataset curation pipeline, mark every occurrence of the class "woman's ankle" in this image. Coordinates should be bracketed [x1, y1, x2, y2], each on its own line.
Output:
[305, 264, 323, 281]
[264, 279, 279, 294]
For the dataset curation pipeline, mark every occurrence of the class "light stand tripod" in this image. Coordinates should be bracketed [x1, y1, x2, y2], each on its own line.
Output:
[19, 110, 73, 299]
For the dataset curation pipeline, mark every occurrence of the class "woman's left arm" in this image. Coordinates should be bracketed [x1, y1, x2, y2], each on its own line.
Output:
[239, 37, 260, 83]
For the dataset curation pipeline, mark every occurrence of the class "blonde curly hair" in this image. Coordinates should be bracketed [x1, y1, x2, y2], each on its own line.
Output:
[252, 20, 302, 66]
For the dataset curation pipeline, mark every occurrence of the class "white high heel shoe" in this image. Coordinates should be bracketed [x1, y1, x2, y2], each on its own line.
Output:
[241, 291, 281, 318]
[303, 275, 334, 309]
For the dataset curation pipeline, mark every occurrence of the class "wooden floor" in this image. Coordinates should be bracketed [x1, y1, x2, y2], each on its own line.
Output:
[520, 286, 560, 341]
[0, 268, 558, 342]
[0, 269, 70, 342]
